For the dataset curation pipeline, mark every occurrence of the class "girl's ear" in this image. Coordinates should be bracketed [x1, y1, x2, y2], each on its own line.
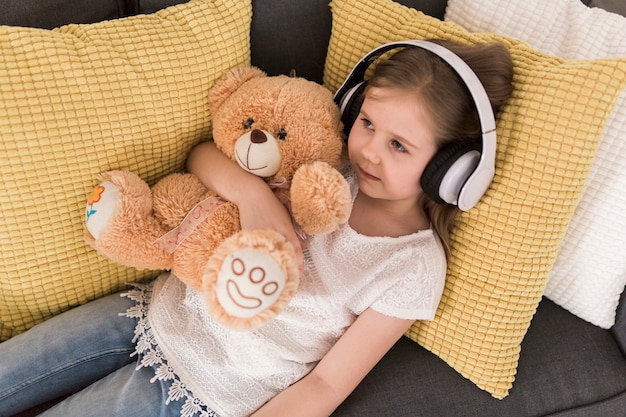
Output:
[208, 66, 267, 116]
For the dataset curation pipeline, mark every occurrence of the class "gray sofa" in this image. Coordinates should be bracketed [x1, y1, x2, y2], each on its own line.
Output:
[1, 0, 625, 416]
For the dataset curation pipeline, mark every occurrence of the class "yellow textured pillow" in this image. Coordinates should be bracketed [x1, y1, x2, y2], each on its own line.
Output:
[0, 0, 251, 340]
[325, 0, 626, 399]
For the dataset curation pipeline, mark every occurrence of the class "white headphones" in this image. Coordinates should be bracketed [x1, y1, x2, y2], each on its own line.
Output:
[334, 40, 496, 211]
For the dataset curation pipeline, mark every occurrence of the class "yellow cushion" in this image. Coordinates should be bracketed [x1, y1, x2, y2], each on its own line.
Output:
[0, 0, 251, 340]
[325, 0, 626, 399]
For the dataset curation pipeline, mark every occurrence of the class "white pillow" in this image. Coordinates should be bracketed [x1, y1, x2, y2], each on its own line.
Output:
[445, 0, 626, 328]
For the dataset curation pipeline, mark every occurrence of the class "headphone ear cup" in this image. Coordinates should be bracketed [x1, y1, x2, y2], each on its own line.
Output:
[421, 140, 482, 205]
[339, 82, 367, 137]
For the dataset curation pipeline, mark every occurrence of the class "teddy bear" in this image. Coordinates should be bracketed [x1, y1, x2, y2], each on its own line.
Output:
[84, 66, 351, 330]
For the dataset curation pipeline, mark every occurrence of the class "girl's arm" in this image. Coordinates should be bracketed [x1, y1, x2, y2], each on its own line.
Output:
[186, 141, 305, 271]
[251, 308, 415, 417]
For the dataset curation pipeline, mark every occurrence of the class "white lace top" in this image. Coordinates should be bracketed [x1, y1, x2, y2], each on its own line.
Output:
[125, 167, 447, 417]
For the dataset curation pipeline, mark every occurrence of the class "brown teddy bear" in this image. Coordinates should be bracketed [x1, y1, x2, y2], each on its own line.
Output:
[84, 67, 351, 330]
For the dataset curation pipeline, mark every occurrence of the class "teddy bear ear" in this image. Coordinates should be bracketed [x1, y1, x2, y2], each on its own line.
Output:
[209, 66, 267, 115]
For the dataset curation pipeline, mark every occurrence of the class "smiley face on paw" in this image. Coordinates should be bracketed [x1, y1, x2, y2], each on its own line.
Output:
[215, 247, 286, 319]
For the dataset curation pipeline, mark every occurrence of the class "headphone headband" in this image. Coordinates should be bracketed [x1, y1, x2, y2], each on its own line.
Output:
[334, 40, 497, 210]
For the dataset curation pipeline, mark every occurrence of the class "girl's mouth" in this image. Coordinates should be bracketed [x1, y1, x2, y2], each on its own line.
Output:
[358, 165, 380, 181]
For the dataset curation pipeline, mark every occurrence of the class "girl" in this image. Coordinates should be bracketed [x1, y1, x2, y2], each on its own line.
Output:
[0, 40, 513, 417]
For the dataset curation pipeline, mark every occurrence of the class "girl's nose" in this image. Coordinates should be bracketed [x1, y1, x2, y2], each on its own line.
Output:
[361, 138, 382, 164]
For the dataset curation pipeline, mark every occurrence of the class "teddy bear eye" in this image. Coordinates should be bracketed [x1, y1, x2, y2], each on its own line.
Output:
[243, 118, 254, 130]
[277, 128, 287, 140]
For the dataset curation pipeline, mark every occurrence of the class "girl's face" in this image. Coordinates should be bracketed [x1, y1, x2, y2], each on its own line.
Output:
[347, 86, 438, 208]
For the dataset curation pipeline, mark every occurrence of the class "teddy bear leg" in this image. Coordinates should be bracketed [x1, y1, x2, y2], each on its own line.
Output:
[84, 171, 173, 271]
[202, 230, 300, 330]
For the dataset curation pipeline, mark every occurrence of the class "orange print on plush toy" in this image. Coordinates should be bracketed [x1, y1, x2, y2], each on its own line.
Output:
[84, 67, 351, 330]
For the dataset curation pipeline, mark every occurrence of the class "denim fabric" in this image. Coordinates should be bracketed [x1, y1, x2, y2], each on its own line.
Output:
[0, 292, 141, 416]
[39, 362, 187, 417]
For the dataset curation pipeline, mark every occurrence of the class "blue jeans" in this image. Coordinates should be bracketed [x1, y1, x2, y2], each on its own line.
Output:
[0, 291, 185, 417]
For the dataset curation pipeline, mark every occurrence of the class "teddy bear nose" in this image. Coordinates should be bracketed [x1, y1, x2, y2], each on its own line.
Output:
[250, 129, 267, 144]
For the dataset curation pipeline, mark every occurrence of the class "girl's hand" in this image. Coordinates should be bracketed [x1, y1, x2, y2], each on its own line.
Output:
[234, 184, 306, 274]
[187, 141, 305, 273]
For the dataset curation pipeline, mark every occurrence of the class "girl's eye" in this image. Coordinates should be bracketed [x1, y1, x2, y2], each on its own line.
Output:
[360, 118, 374, 130]
[243, 118, 254, 129]
[277, 128, 287, 140]
[391, 139, 407, 153]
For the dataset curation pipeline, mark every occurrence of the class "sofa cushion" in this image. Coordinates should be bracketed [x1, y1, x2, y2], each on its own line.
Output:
[249, 0, 446, 84]
[614, 290, 626, 355]
[0, 0, 127, 29]
[445, 0, 626, 331]
[135, 0, 190, 14]
[0, 0, 251, 341]
[589, 0, 626, 15]
[324, 0, 626, 399]
[333, 300, 626, 416]
[250, 0, 332, 83]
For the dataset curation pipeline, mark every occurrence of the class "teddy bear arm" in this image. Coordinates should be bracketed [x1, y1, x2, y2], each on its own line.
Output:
[290, 161, 352, 235]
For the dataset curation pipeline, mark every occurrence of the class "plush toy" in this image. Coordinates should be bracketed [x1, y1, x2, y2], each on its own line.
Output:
[84, 67, 351, 330]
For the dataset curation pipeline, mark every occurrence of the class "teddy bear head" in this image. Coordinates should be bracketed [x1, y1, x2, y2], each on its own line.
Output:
[208, 67, 345, 182]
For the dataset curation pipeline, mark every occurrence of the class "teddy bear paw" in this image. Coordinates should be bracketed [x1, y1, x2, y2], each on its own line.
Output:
[291, 161, 352, 235]
[203, 230, 300, 330]
[217, 248, 286, 315]
[85, 181, 122, 240]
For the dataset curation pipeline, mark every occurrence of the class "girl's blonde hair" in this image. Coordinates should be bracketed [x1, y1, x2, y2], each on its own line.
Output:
[366, 40, 514, 257]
